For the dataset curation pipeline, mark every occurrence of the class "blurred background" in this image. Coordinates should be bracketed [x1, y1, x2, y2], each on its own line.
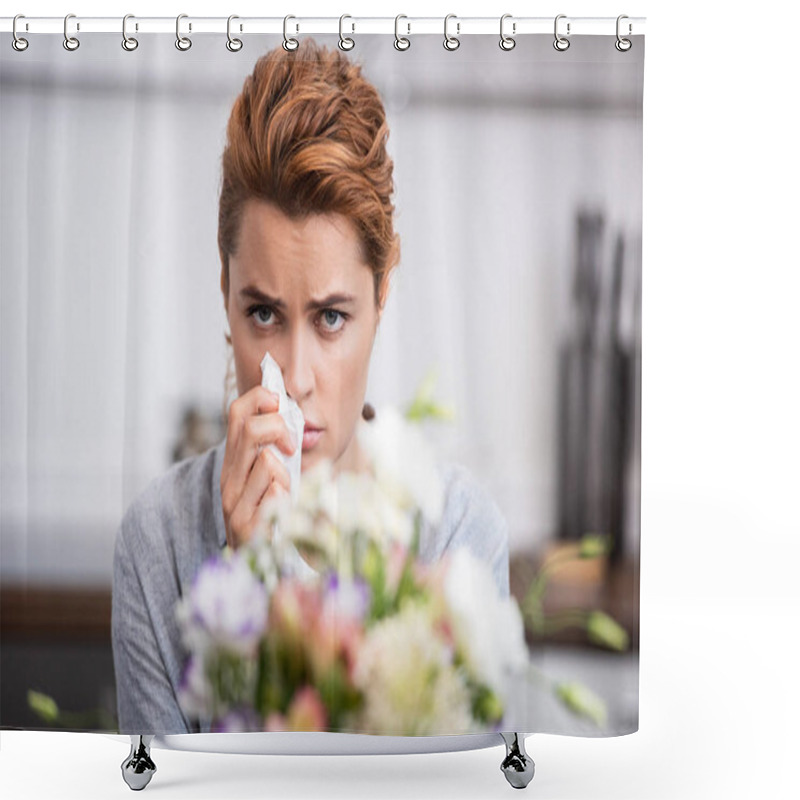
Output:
[1, 32, 641, 731]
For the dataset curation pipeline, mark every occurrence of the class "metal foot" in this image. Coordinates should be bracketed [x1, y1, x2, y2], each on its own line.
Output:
[121, 735, 157, 791]
[499, 732, 535, 789]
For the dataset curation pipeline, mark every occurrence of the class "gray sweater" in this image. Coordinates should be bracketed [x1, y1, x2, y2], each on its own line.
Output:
[111, 437, 510, 734]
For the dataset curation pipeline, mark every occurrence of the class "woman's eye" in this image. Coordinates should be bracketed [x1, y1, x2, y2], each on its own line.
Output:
[248, 305, 276, 326]
[247, 305, 346, 333]
[320, 309, 347, 333]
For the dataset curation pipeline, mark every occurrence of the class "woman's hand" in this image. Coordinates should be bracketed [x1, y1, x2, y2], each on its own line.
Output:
[220, 385, 298, 550]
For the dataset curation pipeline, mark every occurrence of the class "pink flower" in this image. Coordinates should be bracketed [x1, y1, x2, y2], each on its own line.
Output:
[270, 580, 321, 641]
[286, 686, 327, 731]
[385, 542, 409, 593]
[310, 607, 364, 681]
[263, 711, 287, 732]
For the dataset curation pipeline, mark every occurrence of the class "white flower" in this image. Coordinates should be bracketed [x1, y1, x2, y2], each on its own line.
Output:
[262, 455, 415, 567]
[255, 459, 338, 571]
[372, 484, 414, 548]
[351, 600, 477, 735]
[332, 470, 382, 538]
[176, 654, 213, 719]
[442, 547, 528, 701]
[251, 544, 280, 596]
[174, 550, 269, 658]
[250, 408, 440, 578]
[330, 471, 413, 550]
[358, 406, 444, 525]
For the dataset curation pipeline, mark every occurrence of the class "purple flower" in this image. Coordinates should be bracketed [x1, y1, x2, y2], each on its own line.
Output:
[322, 572, 370, 622]
[175, 551, 269, 656]
[176, 654, 212, 718]
[211, 707, 263, 733]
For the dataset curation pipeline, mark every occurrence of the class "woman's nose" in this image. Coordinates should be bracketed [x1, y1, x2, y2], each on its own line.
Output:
[281, 335, 313, 403]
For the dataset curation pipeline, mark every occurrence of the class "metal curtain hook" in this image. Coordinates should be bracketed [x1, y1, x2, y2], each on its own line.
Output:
[227, 15, 243, 51]
[339, 14, 355, 50]
[554, 14, 570, 51]
[499, 13, 516, 50]
[616, 14, 632, 51]
[63, 13, 80, 51]
[283, 15, 299, 51]
[12, 14, 29, 51]
[443, 13, 460, 51]
[175, 14, 192, 50]
[394, 14, 410, 50]
[122, 14, 138, 51]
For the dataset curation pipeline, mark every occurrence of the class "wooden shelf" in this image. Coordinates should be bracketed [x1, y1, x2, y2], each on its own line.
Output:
[1, 587, 112, 641]
[510, 545, 639, 649]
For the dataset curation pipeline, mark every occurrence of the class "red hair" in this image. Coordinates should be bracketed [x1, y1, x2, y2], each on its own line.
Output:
[217, 37, 400, 311]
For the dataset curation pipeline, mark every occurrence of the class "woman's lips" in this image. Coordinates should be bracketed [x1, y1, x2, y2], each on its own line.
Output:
[302, 427, 323, 452]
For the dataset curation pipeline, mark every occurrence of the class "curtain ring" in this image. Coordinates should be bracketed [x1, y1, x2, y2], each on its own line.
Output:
[175, 14, 192, 51]
[394, 14, 410, 51]
[443, 13, 460, 51]
[226, 15, 243, 52]
[615, 14, 632, 52]
[338, 14, 355, 50]
[283, 15, 299, 51]
[122, 14, 138, 51]
[63, 13, 80, 51]
[553, 14, 570, 51]
[12, 14, 29, 52]
[499, 13, 516, 51]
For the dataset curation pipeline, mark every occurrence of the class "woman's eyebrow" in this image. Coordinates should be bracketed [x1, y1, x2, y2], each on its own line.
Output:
[240, 285, 356, 311]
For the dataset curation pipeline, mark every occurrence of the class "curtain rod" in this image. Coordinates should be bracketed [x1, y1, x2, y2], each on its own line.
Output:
[1, 16, 646, 37]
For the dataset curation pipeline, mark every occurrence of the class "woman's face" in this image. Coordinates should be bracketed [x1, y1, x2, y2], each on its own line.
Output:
[223, 198, 382, 475]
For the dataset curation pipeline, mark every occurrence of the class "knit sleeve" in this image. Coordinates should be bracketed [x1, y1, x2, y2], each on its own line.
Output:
[420, 461, 511, 599]
[111, 499, 192, 734]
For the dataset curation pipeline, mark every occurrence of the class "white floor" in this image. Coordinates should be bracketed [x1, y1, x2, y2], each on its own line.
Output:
[2, 597, 797, 800]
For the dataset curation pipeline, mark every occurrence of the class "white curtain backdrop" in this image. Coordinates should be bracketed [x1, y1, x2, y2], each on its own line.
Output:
[1, 34, 642, 586]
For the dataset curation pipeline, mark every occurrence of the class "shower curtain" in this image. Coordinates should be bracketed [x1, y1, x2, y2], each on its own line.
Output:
[1, 22, 643, 739]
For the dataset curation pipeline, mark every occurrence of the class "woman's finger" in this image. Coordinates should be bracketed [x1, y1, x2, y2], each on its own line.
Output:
[227, 405, 296, 498]
[220, 385, 278, 488]
[240, 446, 292, 512]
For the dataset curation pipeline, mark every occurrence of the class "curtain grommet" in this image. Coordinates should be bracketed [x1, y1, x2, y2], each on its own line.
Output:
[175, 14, 192, 51]
[443, 13, 460, 51]
[12, 14, 29, 51]
[122, 14, 138, 51]
[499, 14, 516, 51]
[394, 14, 410, 51]
[226, 15, 243, 52]
[63, 13, 80, 51]
[615, 15, 632, 51]
[553, 14, 570, 51]
[338, 14, 355, 51]
[283, 15, 299, 51]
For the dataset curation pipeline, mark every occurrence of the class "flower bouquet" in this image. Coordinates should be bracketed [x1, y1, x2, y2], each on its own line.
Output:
[174, 372, 529, 735]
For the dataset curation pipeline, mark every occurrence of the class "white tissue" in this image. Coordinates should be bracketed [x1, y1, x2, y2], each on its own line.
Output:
[260, 350, 305, 502]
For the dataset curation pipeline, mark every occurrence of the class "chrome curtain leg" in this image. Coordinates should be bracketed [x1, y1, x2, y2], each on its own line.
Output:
[121, 734, 157, 791]
[499, 732, 535, 789]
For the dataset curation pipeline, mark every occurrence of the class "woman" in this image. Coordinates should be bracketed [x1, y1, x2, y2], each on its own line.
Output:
[111, 38, 510, 736]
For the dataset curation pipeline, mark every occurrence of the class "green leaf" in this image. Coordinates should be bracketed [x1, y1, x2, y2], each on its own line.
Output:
[555, 681, 607, 726]
[586, 610, 630, 651]
[404, 366, 455, 423]
[28, 690, 59, 722]
[362, 542, 389, 622]
[578, 533, 611, 558]
[471, 684, 504, 724]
